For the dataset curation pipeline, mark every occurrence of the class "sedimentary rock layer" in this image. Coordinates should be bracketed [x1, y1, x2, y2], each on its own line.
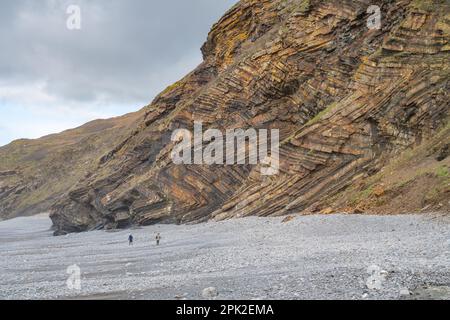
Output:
[47, 0, 449, 234]
[1, 0, 448, 233]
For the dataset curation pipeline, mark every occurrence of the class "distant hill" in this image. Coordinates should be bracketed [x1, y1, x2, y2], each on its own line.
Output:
[0, 110, 144, 220]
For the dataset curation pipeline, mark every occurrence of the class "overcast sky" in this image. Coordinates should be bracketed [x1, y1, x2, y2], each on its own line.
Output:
[0, 0, 237, 146]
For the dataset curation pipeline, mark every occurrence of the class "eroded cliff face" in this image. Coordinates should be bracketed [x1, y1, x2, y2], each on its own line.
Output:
[35, 0, 450, 233]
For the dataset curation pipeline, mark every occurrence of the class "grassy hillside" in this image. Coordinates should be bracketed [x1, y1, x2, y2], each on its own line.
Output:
[0, 110, 144, 219]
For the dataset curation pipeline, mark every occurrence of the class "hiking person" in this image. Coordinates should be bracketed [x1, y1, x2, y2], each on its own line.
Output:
[156, 233, 161, 246]
[128, 234, 133, 245]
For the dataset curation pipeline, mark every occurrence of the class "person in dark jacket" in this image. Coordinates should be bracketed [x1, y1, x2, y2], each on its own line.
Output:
[128, 234, 134, 245]
[155, 233, 161, 246]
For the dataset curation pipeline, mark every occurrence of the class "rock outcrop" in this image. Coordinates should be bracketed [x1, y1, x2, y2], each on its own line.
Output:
[1, 0, 449, 233]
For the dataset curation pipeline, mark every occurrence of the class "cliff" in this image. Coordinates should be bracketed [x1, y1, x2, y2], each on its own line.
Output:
[1, 0, 448, 234]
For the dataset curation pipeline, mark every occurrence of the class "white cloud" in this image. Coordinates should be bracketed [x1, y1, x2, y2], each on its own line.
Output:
[0, 0, 237, 146]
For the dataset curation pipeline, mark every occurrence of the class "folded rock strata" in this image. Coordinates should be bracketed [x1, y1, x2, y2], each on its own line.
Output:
[50, 0, 450, 233]
[1, 0, 448, 234]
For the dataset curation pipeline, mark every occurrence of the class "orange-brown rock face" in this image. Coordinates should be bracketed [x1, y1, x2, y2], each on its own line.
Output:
[48, 0, 449, 234]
